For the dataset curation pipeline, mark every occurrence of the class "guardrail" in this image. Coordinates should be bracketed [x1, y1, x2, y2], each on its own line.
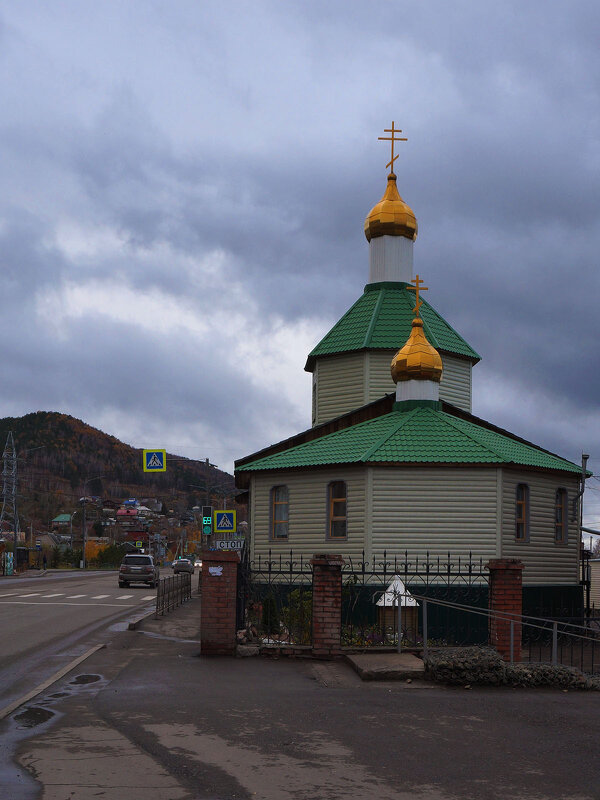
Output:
[405, 592, 600, 673]
[155, 573, 192, 618]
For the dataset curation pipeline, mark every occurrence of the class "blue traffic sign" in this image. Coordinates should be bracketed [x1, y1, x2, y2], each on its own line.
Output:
[143, 449, 166, 472]
[214, 510, 236, 533]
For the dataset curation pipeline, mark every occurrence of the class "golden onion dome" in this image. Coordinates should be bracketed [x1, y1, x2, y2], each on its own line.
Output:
[364, 172, 418, 242]
[391, 317, 443, 383]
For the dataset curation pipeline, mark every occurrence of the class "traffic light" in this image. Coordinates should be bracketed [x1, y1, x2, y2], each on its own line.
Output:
[202, 505, 213, 536]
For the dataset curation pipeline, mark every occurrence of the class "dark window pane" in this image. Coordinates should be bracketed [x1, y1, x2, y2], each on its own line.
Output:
[332, 499, 346, 517]
[274, 486, 288, 503]
[274, 521, 288, 539]
[330, 520, 346, 538]
[330, 481, 346, 499]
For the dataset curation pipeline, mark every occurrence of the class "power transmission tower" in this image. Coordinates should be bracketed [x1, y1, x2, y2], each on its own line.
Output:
[0, 431, 20, 555]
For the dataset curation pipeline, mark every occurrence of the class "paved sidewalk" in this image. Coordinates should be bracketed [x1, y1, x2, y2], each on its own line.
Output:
[136, 594, 202, 641]
[4, 596, 600, 800]
[136, 594, 427, 682]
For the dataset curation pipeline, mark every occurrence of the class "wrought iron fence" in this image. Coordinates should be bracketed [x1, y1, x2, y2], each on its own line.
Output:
[238, 549, 313, 646]
[341, 551, 489, 648]
[237, 549, 489, 649]
[236, 549, 599, 670]
[155, 573, 192, 617]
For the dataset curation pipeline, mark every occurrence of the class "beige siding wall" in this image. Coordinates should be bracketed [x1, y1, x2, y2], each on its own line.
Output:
[370, 466, 499, 563]
[249, 465, 580, 586]
[367, 351, 472, 412]
[250, 467, 366, 561]
[589, 561, 600, 612]
[314, 350, 472, 425]
[501, 469, 580, 585]
[314, 354, 366, 425]
[366, 350, 397, 403]
[439, 355, 472, 412]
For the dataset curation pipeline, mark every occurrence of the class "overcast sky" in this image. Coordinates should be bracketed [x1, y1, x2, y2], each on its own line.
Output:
[1, 1, 599, 527]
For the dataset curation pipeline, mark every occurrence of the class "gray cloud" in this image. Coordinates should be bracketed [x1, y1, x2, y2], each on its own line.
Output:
[0, 1, 598, 523]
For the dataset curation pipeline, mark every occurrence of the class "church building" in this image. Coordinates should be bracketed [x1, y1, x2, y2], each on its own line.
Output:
[235, 125, 586, 612]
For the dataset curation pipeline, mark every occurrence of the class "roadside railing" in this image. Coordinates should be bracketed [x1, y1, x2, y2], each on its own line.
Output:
[155, 573, 192, 618]
[395, 592, 600, 673]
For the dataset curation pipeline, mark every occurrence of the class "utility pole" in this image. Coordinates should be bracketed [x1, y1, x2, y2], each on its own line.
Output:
[0, 432, 20, 561]
[81, 475, 104, 569]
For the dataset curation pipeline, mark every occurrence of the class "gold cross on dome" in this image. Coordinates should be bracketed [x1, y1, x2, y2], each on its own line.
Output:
[378, 121, 407, 174]
[407, 274, 428, 317]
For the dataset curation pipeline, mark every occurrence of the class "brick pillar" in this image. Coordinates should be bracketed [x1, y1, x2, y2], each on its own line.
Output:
[311, 554, 344, 658]
[486, 558, 524, 662]
[200, 550, 239, 655]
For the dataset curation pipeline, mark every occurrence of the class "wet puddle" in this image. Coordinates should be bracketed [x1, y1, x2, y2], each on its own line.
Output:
[13, 706, 55, 729]
[70, 674, 101, 685]
[1, 672, 108, 800]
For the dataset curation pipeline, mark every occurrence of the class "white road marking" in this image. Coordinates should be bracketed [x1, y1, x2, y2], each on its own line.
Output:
[66, 594, 86, 598]
[142, 595, 156, 600]
[0, 601, 133, 607]
[91, 594, 109, 599]
[18, 593, 40, 597]
[40, 593, 64, 598]
[0, 593, 17, 597]
[116, 595, 134, 599]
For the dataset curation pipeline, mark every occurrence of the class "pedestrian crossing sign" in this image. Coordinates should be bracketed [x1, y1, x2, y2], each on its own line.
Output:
[214, 510, 236, 533]
[143, 449, 167, 472]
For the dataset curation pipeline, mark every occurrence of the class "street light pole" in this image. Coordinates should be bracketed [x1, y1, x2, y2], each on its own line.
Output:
[82, 498, 86, 569]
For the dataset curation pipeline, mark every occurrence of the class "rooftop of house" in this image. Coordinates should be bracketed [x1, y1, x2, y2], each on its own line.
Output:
[236, 399, 583, 477]
[305, 282, 480, 371]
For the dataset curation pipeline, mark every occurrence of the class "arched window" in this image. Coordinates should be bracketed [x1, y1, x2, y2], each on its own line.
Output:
[328, 481, 347, 539]
[515, 484, 529, 541]
[555, 488, 568, 544]
[270, 485, 289, 540]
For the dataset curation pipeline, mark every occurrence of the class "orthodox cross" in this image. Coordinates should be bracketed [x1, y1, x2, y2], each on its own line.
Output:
[407, 274, 428, 317]
[378, 121, 407, 174]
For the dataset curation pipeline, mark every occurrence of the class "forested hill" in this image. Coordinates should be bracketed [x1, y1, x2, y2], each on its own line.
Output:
[0, 411, 234, 526]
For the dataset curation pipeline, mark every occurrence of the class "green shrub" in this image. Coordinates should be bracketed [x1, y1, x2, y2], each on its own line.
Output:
[261, 594, 280, 635]
[281, 588, 312, 645]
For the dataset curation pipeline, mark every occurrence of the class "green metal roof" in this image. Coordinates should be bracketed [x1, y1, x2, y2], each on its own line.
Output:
[52, 513, 71, 523]
[305, 282, 480, 370]
[237, 403, 581, 474]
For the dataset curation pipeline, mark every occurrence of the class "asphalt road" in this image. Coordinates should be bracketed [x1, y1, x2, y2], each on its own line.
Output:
[3, 597, 600, 800]
[0, 570, 157, 710]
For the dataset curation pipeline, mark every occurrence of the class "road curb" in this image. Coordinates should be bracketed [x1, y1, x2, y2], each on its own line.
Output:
[128, 606, 156, 630]
[0, 643, 106, 720]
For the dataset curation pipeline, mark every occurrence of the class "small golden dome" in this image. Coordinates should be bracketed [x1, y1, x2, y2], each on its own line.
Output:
[391, 318, 443, 383]
[364, 172, 418, 242]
